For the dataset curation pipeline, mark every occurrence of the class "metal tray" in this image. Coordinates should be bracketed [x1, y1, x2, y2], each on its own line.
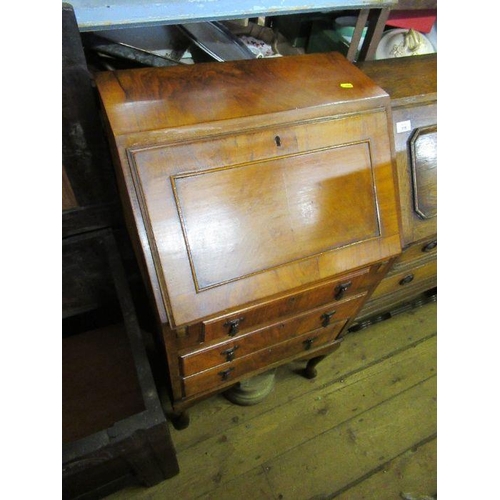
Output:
[178, 21, 256, 61]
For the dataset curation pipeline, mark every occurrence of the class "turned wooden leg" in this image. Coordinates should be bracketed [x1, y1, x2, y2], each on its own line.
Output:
[223, 369, 277, 406]
[171, 410, 190, 430]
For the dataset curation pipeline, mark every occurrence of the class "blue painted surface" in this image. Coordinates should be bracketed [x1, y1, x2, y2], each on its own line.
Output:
[66, 0, 395, 31]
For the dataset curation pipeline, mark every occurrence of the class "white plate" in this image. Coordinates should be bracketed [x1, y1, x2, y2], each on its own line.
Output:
[375, 28, 435, 60]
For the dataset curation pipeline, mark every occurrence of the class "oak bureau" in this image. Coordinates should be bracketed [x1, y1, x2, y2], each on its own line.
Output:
[354, 54, 437, 325]
[95, 52, 403, 428]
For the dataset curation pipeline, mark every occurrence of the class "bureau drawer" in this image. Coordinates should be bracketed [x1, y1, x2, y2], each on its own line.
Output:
[370, 259, 437, 299]
[394, 237, 437, 268]
[182, 320, 347, 397]
[179, 292, 366, 377]
[196, 267, 371, 342]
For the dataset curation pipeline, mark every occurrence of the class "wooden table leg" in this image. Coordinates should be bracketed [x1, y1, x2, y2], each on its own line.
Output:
[347, 9, 369, 62]
[356, 8, 391, 62]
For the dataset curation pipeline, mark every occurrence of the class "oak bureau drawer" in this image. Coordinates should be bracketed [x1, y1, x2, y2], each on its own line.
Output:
[179, 292, 366, 377]
[393, 238, 437, 269]
[370, 259, 437, 300]
[182, 320, 347, 397]
[196, 267, 372, 343]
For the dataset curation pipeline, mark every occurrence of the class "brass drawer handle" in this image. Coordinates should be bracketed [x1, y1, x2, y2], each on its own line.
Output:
[218, 367, 235, 381]
[220, 346, 239, 362]
[422, 240, 437, 252]
[399, 274, 414, 285]
[321, 311, 336, 327]
[224, 318, 244, 337]
[303, 337, 318, 351]
[334, 281, 352, 301]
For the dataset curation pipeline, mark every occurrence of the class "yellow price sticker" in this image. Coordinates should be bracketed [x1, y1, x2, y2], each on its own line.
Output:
[340, 83, 354, 88]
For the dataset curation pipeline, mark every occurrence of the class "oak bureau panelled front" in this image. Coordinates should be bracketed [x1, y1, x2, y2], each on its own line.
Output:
[355, 55, 437, 323]
[95, 52, 403, 424]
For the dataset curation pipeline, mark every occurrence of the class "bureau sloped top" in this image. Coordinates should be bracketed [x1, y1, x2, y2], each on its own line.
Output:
[95, 52, 402, 328]
[96, 52, 390, 135]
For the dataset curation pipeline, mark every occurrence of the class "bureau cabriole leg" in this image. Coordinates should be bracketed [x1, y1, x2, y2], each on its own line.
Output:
[303, 355, 327, 379]
[303, 341, 343, 379]
[171, 410, 190, 430]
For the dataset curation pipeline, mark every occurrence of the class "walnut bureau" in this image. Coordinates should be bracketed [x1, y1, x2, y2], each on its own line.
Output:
[95, 52, 403, 428]
[353, 54, 437, 325]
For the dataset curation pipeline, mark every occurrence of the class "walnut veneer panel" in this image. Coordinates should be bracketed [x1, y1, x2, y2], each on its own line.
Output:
[105, 106, 399, 327]
[173, 142, 378, 290]
[96, 52, 390, 136]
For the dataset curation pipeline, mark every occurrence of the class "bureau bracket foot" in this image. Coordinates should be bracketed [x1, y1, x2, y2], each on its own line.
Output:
[171, 411, 190, 430]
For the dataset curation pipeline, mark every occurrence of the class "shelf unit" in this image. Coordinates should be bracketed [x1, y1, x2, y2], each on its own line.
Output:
[67, 0, 395, 31]
[65, 0, 401, 62]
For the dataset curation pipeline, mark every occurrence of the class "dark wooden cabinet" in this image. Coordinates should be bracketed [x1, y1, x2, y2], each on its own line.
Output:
[63, 5, 179, 496]
[62, 3, 120, 238]
[95, 52, 403, 427]
[62, 229, 180, 499]
[354, 54, 437, 323]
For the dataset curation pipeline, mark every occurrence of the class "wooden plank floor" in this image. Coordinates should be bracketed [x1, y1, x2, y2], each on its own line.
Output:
[107, 301, 437, 500]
